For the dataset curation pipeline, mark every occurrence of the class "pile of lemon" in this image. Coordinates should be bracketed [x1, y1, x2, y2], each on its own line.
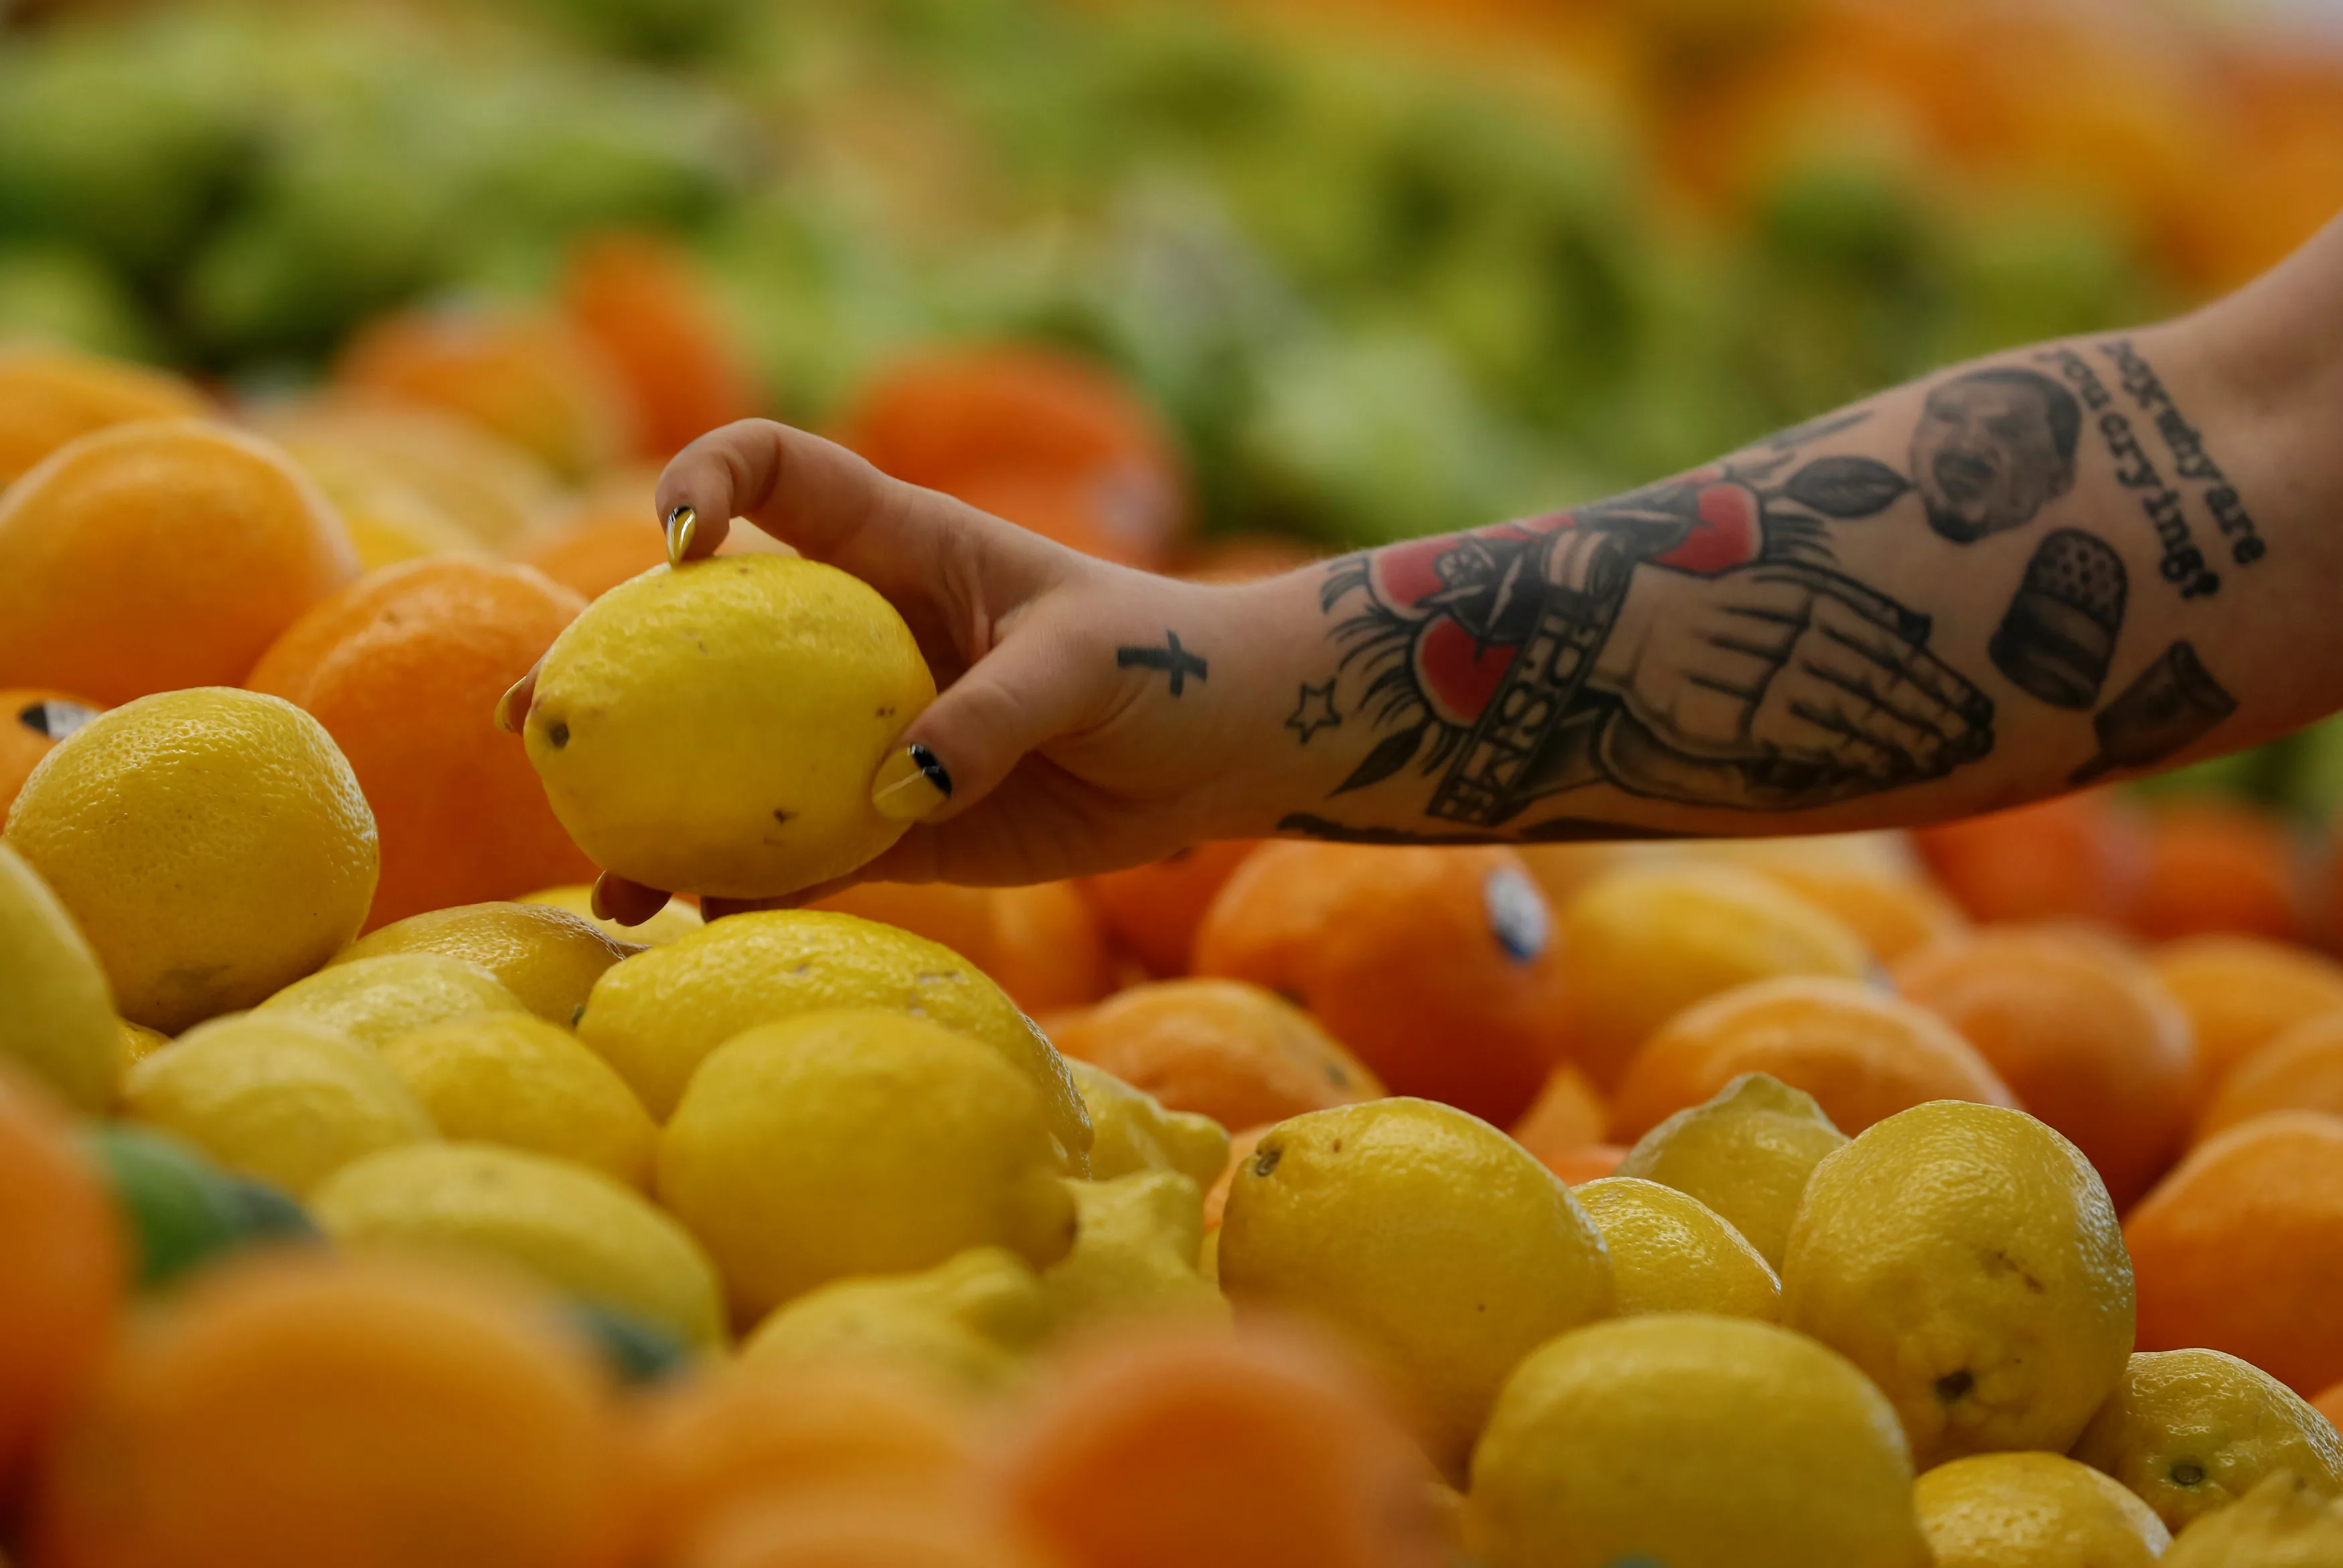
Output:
[6, 555, 2342, 1568]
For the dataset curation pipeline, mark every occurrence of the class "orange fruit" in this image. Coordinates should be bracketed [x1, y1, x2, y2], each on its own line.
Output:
[1893, 927, 2197, 1208]
[1509, 1064, 1608, 1169]
[833, 346, 1187, 570]
[246, 558, 596, 930]
[1169, 535, 1324, 584]
[2127, 1111, 2343, 1397]
[1912, 792, 2148, 928]
[1753, 861, 1967, 963]
[995, 1319, 1448, 1568]
[1193, 842, 1569, 1125]
[337, 304, 639, 481]
[1538, 1144, 1627, 1185]
[511, 513, 669, 604]
[560, 233, 761, 462]
[2151, 936, 2343, 1087]
[631, 1364, 975, 1563]
[1609, 976, 2018, 1145]
[1082, 841, 1262, 978]
[1202, 1124, 1274, 1231]
[30, 1251, 628, 1568]
[0, 347, 210, 490]
[1051, 979, 1384, 1133]
[0, 1064, 123, 1495]
[1550, 861, 1872, 1092]
[2127, 802, 2306, 945]
[2316, 1379, 2343, 1435]
[809, 882, 1113, 1017]
[0, 421, 357, 705]
[0, 689, 100, 820]
[942, 466, 1164, 569]
[2197, 1011, 2343, 1145]
[675, 1487, 1047, 1568]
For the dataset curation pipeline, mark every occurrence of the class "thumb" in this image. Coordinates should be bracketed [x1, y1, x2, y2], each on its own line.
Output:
[870, 614, 1109, 826]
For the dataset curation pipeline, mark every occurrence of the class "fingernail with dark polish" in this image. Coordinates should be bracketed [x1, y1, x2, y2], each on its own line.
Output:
[665, 505, 698, 569]
[870, 743, 951, 820]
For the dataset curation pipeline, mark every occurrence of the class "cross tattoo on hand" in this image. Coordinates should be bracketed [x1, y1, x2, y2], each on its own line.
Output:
[1117, 631, 1209, 697]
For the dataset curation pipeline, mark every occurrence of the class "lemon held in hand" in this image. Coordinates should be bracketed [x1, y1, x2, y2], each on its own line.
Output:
[521, 555, 935, 900]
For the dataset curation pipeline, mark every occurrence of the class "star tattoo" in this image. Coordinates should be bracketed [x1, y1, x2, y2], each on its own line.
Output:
[1286, 681, 1343, 745]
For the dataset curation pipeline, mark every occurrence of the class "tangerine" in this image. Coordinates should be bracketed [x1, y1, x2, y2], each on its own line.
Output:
[30, 1252, 629, 1568]
[2197, 1011, 2343, 1144]
[2127, 1111, 2343, 1397]
[0, 1065, 123, 1494]
[1052, 978, 1384, 1133]
[0, 421, 356, 705]
[2127, 802, 2305, 945]
[1894, 927, 2197, 1207]
[1194, 841, 1568, 1124]
[0, 347, 210, 489]
[1082, 841, 1261, 978]
[1609, 976, 2016, 1144]
[1912, 793, 2146, 927]
[560, 234, 760, 462]
[2151, 936, 2343, 1087]
[246, 558, 596, 929]
[337, 304, 638, 481]
[995, 1319, 1447, 1568]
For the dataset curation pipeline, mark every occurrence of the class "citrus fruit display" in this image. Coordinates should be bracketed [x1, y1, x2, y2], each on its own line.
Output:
[3, 0, 2343, 1551]
[519, 555, 936, 901]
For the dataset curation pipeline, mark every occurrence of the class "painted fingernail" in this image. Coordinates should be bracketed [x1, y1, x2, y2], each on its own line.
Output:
[870, 743, 951, 820]
[665, 505, 698, 569]
[589, 875, 616, 922]
[493, 681, 526, 735]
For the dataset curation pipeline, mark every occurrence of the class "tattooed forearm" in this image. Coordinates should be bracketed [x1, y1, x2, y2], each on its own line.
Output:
[1990, 530, 2127, 709]
[1285, 682, 1341, 744]
[2070, 640, 2237, 783]
[1117, 632, 1208, 696]
[2039, 347, 2220, 600]
[1275, 812, 1686, 846]
[2099, 339, 2267, 568]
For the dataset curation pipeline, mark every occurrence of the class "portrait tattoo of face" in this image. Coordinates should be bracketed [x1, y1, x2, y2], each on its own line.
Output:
[1909, 368, 2082, 544]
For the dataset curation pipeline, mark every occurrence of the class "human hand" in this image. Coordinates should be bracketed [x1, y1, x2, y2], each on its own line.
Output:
[497, 421, 1295, 924]
[1591, 561, 1992, 786]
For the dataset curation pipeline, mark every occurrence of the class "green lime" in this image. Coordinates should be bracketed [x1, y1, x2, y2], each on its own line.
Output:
[218, 1175, 323, 1246]
[566, 1298, 690, 1387]
[81, 1122, 245, 1291]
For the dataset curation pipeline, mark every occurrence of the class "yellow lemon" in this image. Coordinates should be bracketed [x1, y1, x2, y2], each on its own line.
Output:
[521, 555, 935, 900]
[377, 1012, 657, 1189]
[1617, 1071, 1848, 1271]
[1218, 1097, 1613, 1476]
[0, 841, 119, 1112]
[339, 493, 483, 572]
[116, 1019, 169, 1069]
[1041, 1170, 1228, 1336]
[1783, 1101, 2133, 1469]
[258, 952, 527, 1049]
[1573, 1175, 1780, 1322]
[657, 1009, 1077, 1324]
[578, 909, 1088, 1164]
[311, 1140, 724, 1350]
[2164, 1471, 2343, 1567]
[329, 901, 637, 1026]
[740, 1247, 1050, 1395]
[1465, 1314, 1929, 1568]
[5, 688, 377, 1033]
[521, 883, 703, 947]
[1064, 1059, 1229, 1189]
[1915, 1451, 2170, 1568]
[2072, 1348, 2343, 1533]
[1554, 861, 1870, 1090]
[122, 1012, 435, 1196]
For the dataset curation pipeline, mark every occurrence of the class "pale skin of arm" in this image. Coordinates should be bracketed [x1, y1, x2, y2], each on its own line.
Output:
[504, 217, 2343, 922]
